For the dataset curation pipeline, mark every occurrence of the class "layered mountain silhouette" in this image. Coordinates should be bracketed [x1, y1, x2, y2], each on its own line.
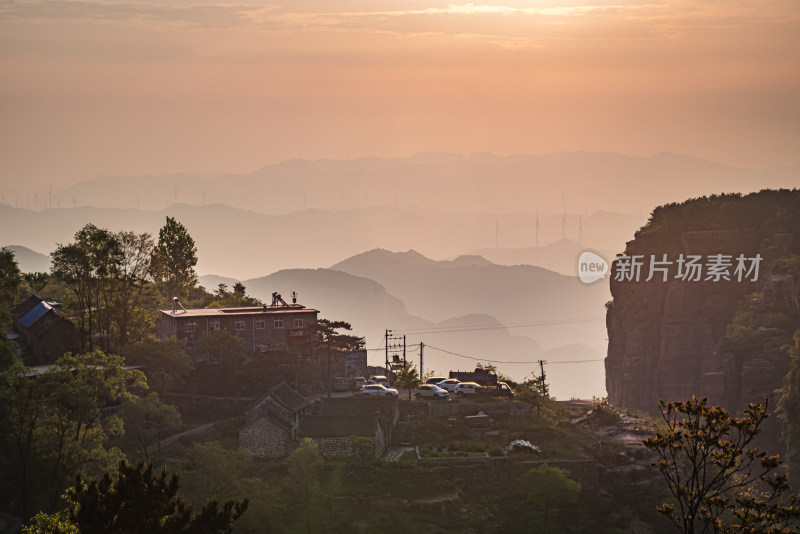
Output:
[0, 203, 639, 280]
[230, 252, 608, 399]
[35, 152, 798, 216]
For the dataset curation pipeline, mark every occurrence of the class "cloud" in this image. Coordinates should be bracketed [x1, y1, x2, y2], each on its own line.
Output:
[0, 1, 276, 29]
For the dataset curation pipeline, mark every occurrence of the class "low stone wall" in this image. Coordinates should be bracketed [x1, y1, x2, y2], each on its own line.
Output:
[310, 436, 361, 458]
[428, 400, 530, 418]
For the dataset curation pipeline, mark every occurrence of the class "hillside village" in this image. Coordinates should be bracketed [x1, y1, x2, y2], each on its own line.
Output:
[0, 216, 676, 534]
[2, 190, 800, 533]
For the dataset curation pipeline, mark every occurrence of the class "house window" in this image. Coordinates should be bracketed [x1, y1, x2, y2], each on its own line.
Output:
[235, 320, 246, 331]
[274, 319, 284, 328]
[210, 319, 220, 330]
[293, 318, 304, 328]
[184, 323, 194, 333]
[255, 319, 265, 330]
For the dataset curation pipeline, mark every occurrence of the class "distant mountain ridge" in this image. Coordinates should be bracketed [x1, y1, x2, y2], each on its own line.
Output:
[0, 203, 642, 280]
[18, 151, 796, 216]
[238, 264, 606, 399]
[2, 245, 51, 273]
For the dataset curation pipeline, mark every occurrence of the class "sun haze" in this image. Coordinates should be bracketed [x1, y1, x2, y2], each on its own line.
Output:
[1, 0, 798, 187]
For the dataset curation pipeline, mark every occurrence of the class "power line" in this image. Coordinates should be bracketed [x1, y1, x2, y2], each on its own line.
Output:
[424, 343, 603, 366]
[397, 316, 604, 336]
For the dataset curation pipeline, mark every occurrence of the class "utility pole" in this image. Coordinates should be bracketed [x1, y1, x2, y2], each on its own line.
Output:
[419, 342, 424, 379]
[385, 329, 390, 376]
[384, 329, 404, 377]
[537, 360, 549, 397]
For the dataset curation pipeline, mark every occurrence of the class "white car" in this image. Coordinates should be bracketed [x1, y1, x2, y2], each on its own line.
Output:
[436, 379, 461, 392]
[454, 382, 482, 396]
[361, 384, 399, 397]
[414, 384, 450, 399]
[369, 375, 390, 386]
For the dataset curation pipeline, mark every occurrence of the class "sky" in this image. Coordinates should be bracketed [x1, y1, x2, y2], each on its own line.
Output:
[1, 0, 799, 188]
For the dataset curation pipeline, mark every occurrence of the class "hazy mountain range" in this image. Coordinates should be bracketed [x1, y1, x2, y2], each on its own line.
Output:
[8, 152, 795, 217]
[0, 203, 640, 280]
[198, 250, 609, 400]
[5, 151, 793, 398]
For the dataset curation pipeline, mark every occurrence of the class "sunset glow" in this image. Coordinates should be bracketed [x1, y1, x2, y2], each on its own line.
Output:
[1, 0, 798, 186]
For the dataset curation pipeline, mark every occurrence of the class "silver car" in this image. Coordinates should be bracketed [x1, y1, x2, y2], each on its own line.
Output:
[360, 384, 399, 397]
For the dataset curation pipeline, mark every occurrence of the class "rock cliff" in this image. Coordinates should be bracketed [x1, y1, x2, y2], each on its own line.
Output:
[605, 190, 800, 415]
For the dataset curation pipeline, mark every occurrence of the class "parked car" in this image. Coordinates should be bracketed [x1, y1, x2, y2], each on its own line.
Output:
[414, 384, 449, 399]
[352, 376, 367, 389]
[425, 376, 448, 385]
[436, 378, 461, 392]
[332, 376, 349, 392]
[361, 384, 399, 397]
[369, 375, 390, 386]
[454, 382, 482, 396]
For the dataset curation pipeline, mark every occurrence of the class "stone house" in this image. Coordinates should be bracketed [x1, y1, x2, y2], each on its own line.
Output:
[239, 381, 312, 457]
[13, 295, 79, 364]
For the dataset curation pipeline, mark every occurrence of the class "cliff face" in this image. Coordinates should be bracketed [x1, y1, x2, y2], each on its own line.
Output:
[605, 191, 800, 415]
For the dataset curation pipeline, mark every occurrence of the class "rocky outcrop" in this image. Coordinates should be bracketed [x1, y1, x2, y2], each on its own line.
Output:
[605, 192, 800, 415]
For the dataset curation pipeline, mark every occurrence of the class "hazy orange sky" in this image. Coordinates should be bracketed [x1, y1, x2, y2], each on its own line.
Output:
[1, 0, 798, 188]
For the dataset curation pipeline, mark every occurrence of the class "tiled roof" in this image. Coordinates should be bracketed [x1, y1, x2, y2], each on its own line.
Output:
[298, 415, 376, 438]
[269, 381, 312, 413]
[320, 396, 395, 422]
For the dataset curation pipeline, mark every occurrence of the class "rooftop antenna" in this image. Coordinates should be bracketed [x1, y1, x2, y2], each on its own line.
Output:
[561, 194, 567, 239]
[291, 291, 298, 305]
[578, 214, 584, 246]
[172, 296, 187, 314]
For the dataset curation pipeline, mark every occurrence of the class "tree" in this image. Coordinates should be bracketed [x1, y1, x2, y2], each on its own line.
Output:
[121, 337, 193, 395]
[118, 393, 182, 458]
[283, 438, 324, 534]
[67, 459, 247, 534]
[643, 397, 800, 534]
[51, 224, 123, 351]
[520, 464, 581, 533]
[0, 333, 15, 371]
[312, 318, 365, 396]
[0, 351, 145, 516]
[313, 319, 365, 353]
[178, 442, 282, 534]
[106, 231, 155, 348]
[22, 511, 79, 534]
[394, 364, 421, 400]
[24, 272, 51, 296]
[207, 282, 262, 308]
[197, 328, 247, 367]
[179, 442, 252, 504]
[151, 217, 198, 303]
[0, 247, 22, 324]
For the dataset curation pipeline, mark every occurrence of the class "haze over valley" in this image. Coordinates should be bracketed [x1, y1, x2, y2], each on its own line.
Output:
[3, 149, 798, 398]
